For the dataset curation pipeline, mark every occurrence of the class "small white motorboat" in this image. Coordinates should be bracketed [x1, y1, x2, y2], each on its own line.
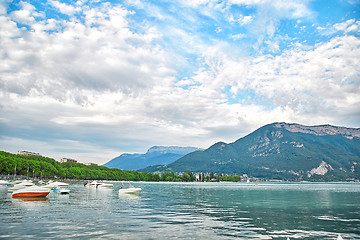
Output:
[98, 183, 113, 188]
[38, 180, 45, 184]
[85, 180, 101, 187]
[8, 181, 34, 192]
[0, 180, 9, 185]
[12, 186, 51, 198]
[119, 183, 141, 194]
[53, 187, 70, 194]
[43, 181, 69, 189]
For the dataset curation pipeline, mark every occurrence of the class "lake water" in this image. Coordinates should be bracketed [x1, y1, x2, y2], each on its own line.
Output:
[0, 182, 359, 239]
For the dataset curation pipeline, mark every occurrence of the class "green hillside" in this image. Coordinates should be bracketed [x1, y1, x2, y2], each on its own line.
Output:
[0, 151, 157, 181]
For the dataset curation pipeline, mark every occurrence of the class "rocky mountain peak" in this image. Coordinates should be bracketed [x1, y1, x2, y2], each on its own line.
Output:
[273, 122, 360, 139]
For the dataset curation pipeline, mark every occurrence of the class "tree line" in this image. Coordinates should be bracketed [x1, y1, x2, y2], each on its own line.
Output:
[0, 151, 241, 182]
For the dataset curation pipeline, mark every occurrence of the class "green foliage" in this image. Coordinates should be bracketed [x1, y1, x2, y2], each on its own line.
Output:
[0, 151, 158, 181]
[0, 151, 211, 182]
[219, 174, 241, 182]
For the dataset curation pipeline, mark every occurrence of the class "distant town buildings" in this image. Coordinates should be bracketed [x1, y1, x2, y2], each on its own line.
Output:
[17, 151, 41, 156]
[16, 151, 98, 166]
[85, 163, 98, 166]
[60, 158, 77, 163]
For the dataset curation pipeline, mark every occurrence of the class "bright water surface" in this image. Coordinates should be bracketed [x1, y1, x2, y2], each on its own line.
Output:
[0, 182, 360, 239]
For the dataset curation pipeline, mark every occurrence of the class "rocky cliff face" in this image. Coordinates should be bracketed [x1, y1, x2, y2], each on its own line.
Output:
[274, 122, 360, 139]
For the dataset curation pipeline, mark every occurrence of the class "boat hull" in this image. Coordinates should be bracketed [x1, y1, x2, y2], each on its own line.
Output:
[119, 187, 142, 194]
[12, 186, 51, 198]
[13, 192, 50, 198]
[98, 183, 113, 188]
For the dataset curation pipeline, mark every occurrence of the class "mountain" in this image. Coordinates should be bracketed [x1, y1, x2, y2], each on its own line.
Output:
[142, 123, 360, 181]
[103, 146, 203, 170]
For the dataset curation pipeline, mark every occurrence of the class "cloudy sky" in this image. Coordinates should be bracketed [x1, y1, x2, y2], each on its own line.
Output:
[0, 0, 359, 164]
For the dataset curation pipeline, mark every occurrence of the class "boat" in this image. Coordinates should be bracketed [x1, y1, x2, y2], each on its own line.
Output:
[43, 181, 69, 189]
[12, 186, 51, 198]
[38, 180, 45, 184]
[0, 180, 9, 185]
[98, 182, 113, 188]
[8, 181, 34, 192]
[85, 180, 101, 187]
[119, 182, 141, 194]
[53, 187, 70, 194]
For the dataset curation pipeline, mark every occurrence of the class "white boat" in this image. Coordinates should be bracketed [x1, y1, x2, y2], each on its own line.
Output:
[98, 183, 113, 188]
[38, 180, 45, 184]
[53, 187, 70, 194]
[0, 180, 9, 185]
[8, 181, 34, 192]
[85, 180, 101, 187]
[12, 186, 51, 198]
[43, 181, 69, 189]
[119, 183, 141, 194]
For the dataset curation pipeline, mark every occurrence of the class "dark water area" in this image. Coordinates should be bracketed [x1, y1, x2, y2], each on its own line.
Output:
[0, 182, 359, 239]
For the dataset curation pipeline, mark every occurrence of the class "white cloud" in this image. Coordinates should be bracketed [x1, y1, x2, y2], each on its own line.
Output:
[10, 1, 37, 25]
[179, 0, 219, 7]
[228, 14, 253, 25]
[334, 19, 355, 32]
[241, 15, 253, 24]
[48, 0, 81, 16]
[231, 33, 246, 40]
[265, 40, 280, 52]
[1, 2, 176, 102]
[185, 31, 360, 127]
[319, 19, 360, 35]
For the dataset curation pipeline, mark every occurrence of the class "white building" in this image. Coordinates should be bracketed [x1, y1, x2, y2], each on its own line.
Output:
[60, 158, 77, 163]
[17, 151, 41, 156]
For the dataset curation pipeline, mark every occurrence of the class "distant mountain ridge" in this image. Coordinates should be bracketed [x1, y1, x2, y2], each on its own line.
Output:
[103, 146, 203, 170]
[142, 123, 360, 181]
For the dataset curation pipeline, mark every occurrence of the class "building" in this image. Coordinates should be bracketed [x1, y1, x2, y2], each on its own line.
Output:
[17, 151, 41, 156]
[85, 163, 98, 166]
[60, 158, 77, 163]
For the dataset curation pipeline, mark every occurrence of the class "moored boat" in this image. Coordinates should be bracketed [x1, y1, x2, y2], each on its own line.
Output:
[43, 181, 69, 189]
[8, 181, 34, 192]
[85, 180, 101, 187]
[12, 186, 51, 198]
[119, 182, 141, 194]
[38, 180, 45, 184]
[98, 183, 113, 188]
[0, 180, 9, 185]
[53, 187, 70, 194]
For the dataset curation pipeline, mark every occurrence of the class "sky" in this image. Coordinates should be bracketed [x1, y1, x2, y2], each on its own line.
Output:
[0, 0, 359, 165]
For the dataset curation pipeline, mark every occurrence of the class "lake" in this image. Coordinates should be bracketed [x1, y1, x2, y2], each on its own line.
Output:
[0, 182, 360, 239]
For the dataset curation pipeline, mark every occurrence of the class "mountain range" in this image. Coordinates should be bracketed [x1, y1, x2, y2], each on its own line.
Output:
[142, 122, 360, 181]
[103, 146, 202, 170]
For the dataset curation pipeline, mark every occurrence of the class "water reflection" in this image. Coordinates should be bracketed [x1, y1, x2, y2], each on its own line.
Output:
[11, 196, 49, 211]
[12, 197, 48, 202]
[86, 185, 113, 198]
[119, 193, 141, 200]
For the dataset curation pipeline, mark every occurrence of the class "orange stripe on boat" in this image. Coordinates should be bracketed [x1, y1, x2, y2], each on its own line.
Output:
[13, 192, 49, 198]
